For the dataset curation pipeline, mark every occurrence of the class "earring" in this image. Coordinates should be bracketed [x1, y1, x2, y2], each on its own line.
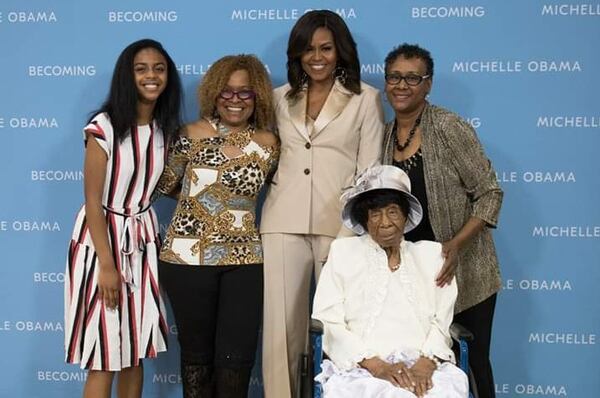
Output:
[300, 71, 309, 87]
[334, 67, 347, 85]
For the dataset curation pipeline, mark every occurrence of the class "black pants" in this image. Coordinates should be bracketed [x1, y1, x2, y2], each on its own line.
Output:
[453, 293, 497, 398]
[159, 262, 263, 369]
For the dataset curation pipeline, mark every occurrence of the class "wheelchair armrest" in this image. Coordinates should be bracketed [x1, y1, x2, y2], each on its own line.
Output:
[310, 318, 324, 335]
[450, 322, 474, 342]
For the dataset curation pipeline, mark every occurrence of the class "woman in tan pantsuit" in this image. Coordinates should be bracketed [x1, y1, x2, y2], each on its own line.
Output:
[260, 10, 384, 398]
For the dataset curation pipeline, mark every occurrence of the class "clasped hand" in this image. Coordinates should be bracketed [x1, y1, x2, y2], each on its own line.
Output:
[364, 356, 436, 397]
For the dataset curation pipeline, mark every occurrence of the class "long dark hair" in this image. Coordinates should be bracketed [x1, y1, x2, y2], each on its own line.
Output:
[286, 10, 361, 99]
[90, 38, 182, 142]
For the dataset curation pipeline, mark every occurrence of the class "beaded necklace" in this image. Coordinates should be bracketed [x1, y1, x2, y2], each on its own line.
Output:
[393, 108, 424, 152]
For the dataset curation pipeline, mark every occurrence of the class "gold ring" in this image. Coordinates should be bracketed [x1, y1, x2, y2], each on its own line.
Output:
[397, 368, 403, 374]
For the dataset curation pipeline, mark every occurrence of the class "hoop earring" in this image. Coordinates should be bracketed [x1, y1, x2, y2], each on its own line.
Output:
[334, 67, 347, 85]
[300, 71, 309, 87]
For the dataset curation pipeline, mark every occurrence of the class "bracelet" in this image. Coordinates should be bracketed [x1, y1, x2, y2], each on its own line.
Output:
[419, 351, 441, 369]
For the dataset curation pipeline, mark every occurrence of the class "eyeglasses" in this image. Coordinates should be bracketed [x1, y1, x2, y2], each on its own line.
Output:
[384, 73, 430, 86]
[218, 89, 256, 101]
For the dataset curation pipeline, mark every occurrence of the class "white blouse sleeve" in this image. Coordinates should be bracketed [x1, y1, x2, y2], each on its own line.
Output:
[312, 240, 373, 371]
[421, 272, 458, 363]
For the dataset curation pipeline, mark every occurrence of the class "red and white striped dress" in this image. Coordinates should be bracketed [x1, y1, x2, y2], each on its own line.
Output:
[64, 113, 168, 371]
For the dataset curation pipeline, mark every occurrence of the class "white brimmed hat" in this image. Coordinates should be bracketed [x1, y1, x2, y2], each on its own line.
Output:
[341, 165, 423, 235]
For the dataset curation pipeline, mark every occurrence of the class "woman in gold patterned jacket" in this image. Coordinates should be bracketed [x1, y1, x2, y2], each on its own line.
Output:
[156, 55, 278, 398]
[381, 43, 503, 398]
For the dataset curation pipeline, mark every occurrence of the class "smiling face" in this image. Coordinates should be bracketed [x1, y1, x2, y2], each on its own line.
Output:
[133, 47, 168, 105]
[366, 203, 406, 249]
[385, 56, 432, 115]
[301, 27, 338, 85]
[216, 69, 255, 129]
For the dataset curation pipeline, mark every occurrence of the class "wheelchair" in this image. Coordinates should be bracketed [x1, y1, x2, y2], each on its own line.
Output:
[299, 319, 479, 398]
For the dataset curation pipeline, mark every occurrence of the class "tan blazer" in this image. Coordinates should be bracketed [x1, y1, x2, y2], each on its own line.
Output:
[260, 80, 384, 237]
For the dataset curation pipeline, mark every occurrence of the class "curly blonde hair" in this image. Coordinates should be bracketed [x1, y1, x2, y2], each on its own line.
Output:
[198, 54, 274, 130]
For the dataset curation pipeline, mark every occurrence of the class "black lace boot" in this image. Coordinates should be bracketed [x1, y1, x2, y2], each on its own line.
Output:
[181, 361, 214, 398]
[214, 367, 252, 398]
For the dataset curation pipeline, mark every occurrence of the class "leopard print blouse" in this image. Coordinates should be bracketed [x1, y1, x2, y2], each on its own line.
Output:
[157, 126, 279, 266]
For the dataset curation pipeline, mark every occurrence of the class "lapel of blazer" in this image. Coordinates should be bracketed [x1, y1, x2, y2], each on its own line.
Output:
[312, 80, 353, 139]
[287, 91, 310, 142]
[382, 121, 395, 165]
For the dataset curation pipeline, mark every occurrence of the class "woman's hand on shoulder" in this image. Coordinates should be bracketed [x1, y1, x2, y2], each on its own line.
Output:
[436, 239, 460, 287]
[253, 129, 279, 149]
[437, 217, 486, 287]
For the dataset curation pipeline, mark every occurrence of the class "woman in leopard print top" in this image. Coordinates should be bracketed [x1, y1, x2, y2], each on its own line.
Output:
[155, 54, 278, 397]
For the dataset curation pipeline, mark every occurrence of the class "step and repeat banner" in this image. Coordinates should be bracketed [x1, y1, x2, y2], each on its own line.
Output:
[1, 0, 599, 397]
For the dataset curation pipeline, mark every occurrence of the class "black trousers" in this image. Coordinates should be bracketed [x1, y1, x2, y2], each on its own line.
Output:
[453, 293, 497, 398]
[159, 262, 263, 369]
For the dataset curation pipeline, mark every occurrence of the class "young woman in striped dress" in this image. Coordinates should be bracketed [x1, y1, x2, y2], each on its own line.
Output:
[64, 39, 182, 398]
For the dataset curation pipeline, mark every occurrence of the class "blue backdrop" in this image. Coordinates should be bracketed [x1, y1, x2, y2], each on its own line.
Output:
[1, 1, 599, 397]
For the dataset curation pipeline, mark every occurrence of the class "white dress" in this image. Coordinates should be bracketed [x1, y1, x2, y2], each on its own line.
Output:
[64, 113, 168, 371]
[312, 236, 468, 398]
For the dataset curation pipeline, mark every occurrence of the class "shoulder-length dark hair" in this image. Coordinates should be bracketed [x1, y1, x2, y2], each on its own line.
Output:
[90, 38, 182, 143]
[286, 10, 361, 99]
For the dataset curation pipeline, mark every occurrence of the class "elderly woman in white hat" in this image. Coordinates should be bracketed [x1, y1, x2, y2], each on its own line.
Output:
[312, 165, 468, 398]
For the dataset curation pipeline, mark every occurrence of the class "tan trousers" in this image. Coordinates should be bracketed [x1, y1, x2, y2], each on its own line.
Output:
[261, 233, 334, 398]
